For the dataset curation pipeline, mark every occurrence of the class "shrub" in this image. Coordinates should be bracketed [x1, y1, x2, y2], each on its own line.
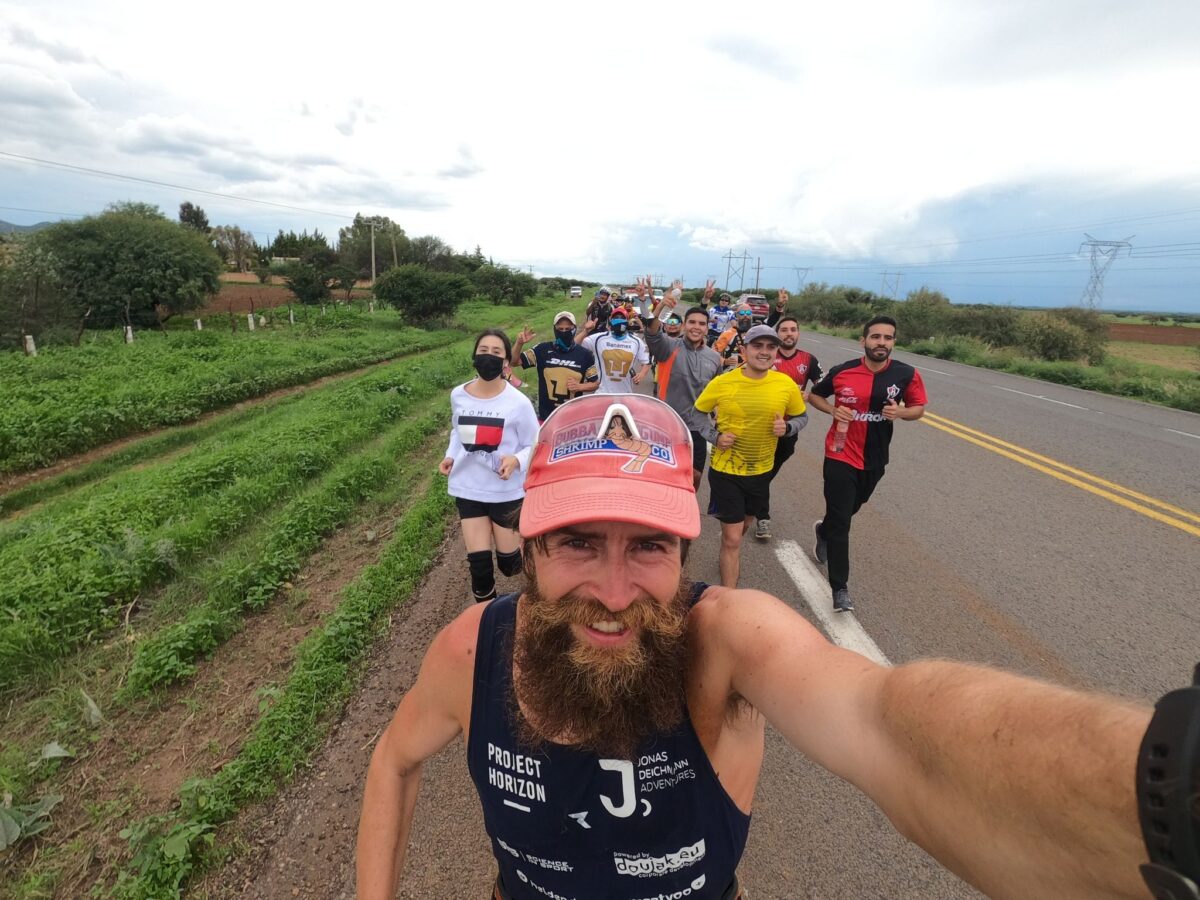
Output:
[1017, 313, 1090, 361]
[895, 288, 953, 341]
[374, 265, 472, 326]
[952, 304, 1022, 347]
[1047, 306, 1107, 364]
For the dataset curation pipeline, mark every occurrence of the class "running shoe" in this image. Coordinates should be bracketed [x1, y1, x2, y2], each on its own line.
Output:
[812, 520, 827, 565]
[833, 588, 853, 613]
[755, 518, 771, 540]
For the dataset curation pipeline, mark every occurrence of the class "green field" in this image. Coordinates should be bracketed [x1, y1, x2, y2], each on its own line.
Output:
[0, 293, 575, 898]
[1107, 340, 1200, 373]
[1101, 313, 1200, 327]
[0, 305, 458, 475]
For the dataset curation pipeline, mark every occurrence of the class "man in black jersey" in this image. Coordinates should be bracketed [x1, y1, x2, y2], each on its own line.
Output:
[358, 394, 1153, 900]
[808, 315, 926, 612]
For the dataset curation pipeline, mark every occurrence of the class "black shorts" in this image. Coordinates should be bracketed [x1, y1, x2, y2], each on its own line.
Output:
[454, 497, 522, 528]
[689, 430, 708, 476]
[707, 469, 772, 524]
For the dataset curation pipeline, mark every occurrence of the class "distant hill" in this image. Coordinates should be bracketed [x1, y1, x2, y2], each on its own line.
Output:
[0, 220, 52, 235]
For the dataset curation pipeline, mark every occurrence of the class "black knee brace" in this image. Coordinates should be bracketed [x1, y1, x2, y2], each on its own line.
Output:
[467, 550, 495, 602]
[495, 549, 523, 577]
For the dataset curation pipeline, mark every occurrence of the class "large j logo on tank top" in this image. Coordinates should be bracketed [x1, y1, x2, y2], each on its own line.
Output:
[598, 759, 636, 818]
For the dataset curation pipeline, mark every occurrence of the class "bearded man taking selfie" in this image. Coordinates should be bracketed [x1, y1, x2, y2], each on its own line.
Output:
[356, 393, 1155, 900]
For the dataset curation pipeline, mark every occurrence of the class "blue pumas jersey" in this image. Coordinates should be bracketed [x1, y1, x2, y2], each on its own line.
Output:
[467, 594, 751, 900]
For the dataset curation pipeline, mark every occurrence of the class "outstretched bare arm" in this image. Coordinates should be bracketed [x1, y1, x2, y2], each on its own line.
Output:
[356, 604, 482, 899]
[714, 590, 1150, 900]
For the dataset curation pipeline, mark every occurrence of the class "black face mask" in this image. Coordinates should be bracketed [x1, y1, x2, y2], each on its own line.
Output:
[473, 353, 505, 381]
[555, 329, 576, 349]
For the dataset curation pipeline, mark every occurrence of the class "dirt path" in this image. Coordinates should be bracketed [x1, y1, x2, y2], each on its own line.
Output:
[199, 530, 500, 899]
[0, 357, 400, 498]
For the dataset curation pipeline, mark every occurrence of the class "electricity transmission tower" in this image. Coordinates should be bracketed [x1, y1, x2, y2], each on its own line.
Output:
[881, 271, 902, 300]
[792, 267, 810, 293]
[722, 249, 751, 292]
[1078, 234, 1133, 308]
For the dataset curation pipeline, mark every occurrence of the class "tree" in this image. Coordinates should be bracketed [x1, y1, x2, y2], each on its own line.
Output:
[35, 210, 222, 328]
[0, 236, 61, 347]
[178, 202, 211, 233]
[472, 264, 536, 306]
[373, 264, 472, 325]
[211, 225, 258, 272]
[267, 229, 335, 268]
[407, 235, 454, 271]
[282, 262, 334, 306]
[105, 201, 166, 220]
[337, 214, 409, 279]
[328, 264, 358, 302]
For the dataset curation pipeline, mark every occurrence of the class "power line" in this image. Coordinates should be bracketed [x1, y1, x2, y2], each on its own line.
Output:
[0, 151, 357, 221]
[0, 205, 87, 219]
[866, 204, 1200, 254]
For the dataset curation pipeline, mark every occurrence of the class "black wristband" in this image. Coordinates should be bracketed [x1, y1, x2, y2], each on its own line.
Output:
[1137, 663, 1200, 899]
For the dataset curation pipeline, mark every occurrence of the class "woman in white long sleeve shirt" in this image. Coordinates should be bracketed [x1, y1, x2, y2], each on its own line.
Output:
[439, 330, 540, 602]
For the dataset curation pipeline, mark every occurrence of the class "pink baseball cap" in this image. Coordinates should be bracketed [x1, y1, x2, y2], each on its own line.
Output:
[519, 394, 700, 539]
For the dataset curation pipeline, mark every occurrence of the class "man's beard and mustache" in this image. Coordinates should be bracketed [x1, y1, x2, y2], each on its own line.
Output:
[510, 575, 689, 760]
[867, 344, 891, 361]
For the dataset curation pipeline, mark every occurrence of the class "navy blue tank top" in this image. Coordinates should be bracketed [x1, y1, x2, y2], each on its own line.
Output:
[466, 588, 751, 900]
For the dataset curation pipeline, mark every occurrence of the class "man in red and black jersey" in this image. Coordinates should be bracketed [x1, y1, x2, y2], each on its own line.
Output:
[807, 315, 927, 613]
[753, 289, 824, 540]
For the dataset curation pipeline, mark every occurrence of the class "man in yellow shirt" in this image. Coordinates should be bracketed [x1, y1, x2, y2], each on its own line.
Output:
[694, 325, 808, 587]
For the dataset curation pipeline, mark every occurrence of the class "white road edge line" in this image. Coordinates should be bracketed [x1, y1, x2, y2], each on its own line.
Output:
[914, 365, 955, 376]
[774, 540, 890, 666]
[1166, 428, 1200, 440]
[996, 386, 1089, 410]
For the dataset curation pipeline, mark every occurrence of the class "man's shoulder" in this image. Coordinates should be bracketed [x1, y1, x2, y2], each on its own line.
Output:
[764, 368, 799, 385]
[826, 358, 863, 379]
[706, 367, 739, 388]
[885, 359, 919, 380]
[424, 600, 489, 681]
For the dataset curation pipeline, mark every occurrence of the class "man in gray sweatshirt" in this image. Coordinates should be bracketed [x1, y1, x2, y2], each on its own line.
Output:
[642, 292, 724, 490]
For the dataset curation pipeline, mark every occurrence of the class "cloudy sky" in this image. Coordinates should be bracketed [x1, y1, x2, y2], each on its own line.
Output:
[3, 0, 1199, 311]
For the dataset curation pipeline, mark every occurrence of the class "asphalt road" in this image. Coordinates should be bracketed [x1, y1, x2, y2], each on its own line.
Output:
[681, 334, 1199, 898]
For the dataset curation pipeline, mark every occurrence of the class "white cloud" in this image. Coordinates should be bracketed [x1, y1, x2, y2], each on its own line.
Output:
[1, 0, 1198, 287]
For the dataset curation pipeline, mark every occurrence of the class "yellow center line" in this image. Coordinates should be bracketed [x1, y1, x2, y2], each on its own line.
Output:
[924, 412, 1200, 526]
[921, 416, 1200, 539]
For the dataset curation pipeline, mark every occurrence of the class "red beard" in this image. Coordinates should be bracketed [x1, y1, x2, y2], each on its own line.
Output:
[510, 576, 690, 760]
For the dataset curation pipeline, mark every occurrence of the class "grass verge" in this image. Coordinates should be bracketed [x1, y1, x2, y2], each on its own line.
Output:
[903, 335, 1200, 413]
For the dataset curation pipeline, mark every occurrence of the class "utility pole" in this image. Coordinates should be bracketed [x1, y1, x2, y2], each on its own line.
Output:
[390, 225, 398, 268]
[1078, 234, 1134, 307]
[753, 257, 763, 292]
[370, 222, 377, 286]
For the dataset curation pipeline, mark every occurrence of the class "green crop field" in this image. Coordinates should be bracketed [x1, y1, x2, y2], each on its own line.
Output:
[0, 292, 577, 898]
[0, 305, 464, 475]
